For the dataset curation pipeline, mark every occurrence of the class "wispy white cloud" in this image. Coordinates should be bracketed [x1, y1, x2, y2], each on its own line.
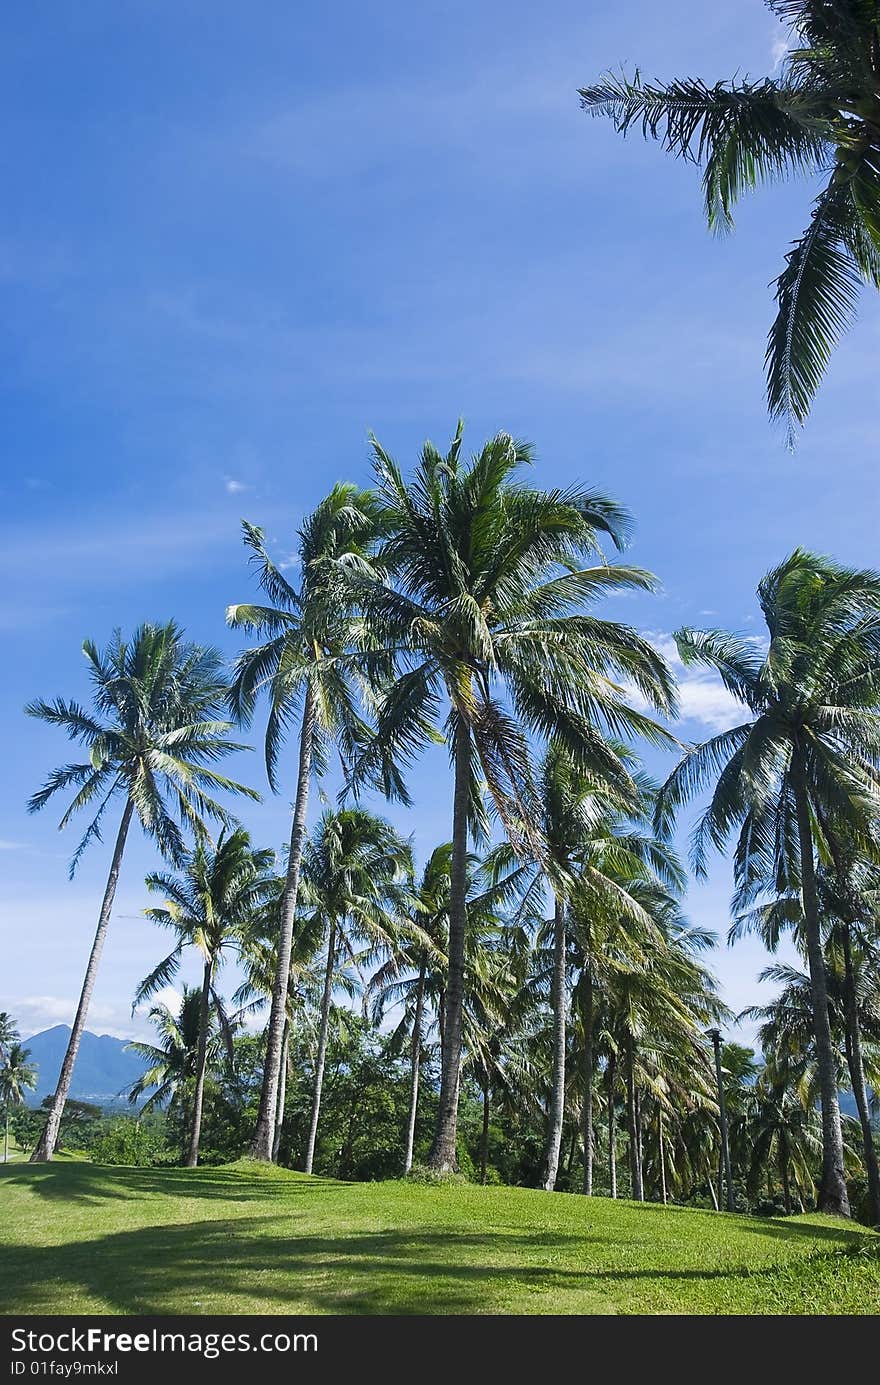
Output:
[0, 839, 23, 851]
[9, 995, 143, 1042]
[627, 631, 750, 735]
[225, 478, 247, 494]
[770, 26, 790, 72]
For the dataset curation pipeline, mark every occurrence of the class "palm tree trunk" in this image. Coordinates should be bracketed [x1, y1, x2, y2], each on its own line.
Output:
[581, 969, 594, 1195]
[791, 752, 850, 1215]
[31, 797, 134, 1162]
[428, 719, 471, 1171]
[304, 921, 335, 1175]
[403, 961, 425, 1174]
[780, 1139, 792, 1216]
[480, 1074, 490, 1184]
[542, 894, 567, 1191]
[4, 1105, 8, 1164]
[658, 1107, 667, 1205]
[841, 924, 880, 1225]
[625, 1034, 643, 1202]
[185, 958, 213, 1168]
[271, 1019, 290, 1164]
[251, 683, 316, 1162]
[607, 1055, 617, 1199]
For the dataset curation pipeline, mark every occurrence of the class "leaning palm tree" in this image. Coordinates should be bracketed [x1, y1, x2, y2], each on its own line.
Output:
[1, 1043, 36, 1164]
[227, 485, 383, 1161]
[297, 808, 413, 1174]
[347, 424, 677, 1169]
[658, 550, 880, 1214]
[26, 622, 258, 1162]
[580, 0, 880, 443]
[135, 829, 276, 1166]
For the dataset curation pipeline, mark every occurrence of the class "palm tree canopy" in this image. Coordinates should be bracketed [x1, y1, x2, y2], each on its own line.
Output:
[226, 484, 385, 791]
[657, 550, 880, 890]
[347, 424, 678, 846]
[26, 621, 259, 874]
[580, 0, 880, 440]
[0, 1044, 37, 1107]
[299, 808, 415, 973]
[135, 827, 277, 1007]
[126, 987, 227, 1114]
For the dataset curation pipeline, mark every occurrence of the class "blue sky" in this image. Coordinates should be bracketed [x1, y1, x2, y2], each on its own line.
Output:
[2, 1, 878, 1048]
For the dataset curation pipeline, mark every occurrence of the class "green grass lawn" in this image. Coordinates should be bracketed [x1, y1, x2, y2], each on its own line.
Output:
[1, 1158, 877, 1315]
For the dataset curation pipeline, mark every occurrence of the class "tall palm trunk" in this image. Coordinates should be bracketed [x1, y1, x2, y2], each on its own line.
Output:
[658, 1107, 667, 1205]
[791, 752, 849, 1215]
[580, 968, 594, 1195]
[428, 720, 470, 1171]
[780, 1137, 792, 1216]
[625, 1033, 644, 1201]
[272, 1019, 290, 1164]
[403, 960, 425, 1174]
[542, 895, 567, 1191]
[31, 797, 134, 1162]
[4, 1105, 8, 1164]
[607, 1055, 617, 1198]
[252, 684, 316, 1161]
[303, 920, 336, 1175]
[841, 924, 880, 1225]
[480, 1074, 490, 1184]
[185, 958, 213, 1168]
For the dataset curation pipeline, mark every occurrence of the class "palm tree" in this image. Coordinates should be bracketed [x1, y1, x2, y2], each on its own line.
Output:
[347, 424, 677, 1169]
[1, 1044, 36, 1163]
[580, 0, 880, 443]
[736, 1059, 824, 1214]
[227, 485, 383, 1162]
[297, 808, 412, 1174]
[135, 829, 276, 1167]
[26, 622, 258, 1162]
[127, 987, 227, 1158]
[369, 843, 451, 1172]
[734, 850, 880, 1223]
[0, 1014, 19, 1066]
[658, 550, 880, 1214]
[235, 880, 327, 1162]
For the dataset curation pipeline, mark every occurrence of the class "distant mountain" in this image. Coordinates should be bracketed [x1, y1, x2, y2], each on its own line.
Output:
[23, 1026, 148, 1107]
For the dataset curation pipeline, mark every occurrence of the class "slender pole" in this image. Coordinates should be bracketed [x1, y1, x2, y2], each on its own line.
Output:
[709, 1028, 734, 1213]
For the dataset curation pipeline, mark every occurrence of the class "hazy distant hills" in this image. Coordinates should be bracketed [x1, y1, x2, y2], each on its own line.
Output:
[23, 1025, 147, 1106]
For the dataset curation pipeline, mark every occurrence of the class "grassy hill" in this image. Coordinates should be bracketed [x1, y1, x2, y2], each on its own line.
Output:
[1, 1159, 877, 1315]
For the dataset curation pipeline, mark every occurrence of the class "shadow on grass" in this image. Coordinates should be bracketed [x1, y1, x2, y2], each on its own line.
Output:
[0, 1161, 345, 1206]
[620, 1198, 867, 1245]
[0, 1206, 875, 1316]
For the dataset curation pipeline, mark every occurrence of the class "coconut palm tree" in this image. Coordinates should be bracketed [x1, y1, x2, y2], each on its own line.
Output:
[736, 1059, 825, 1214]
[235, 881, 328, 1162]
[297, 808, 413, 1174]
[346, 424, 677, 1169]
[494, 742, 686, 1192]
[368, 843, 451, 1173]
[734, 850, 880, 1223]
[126, 987, 228, 1159]
[134, 829, 276, 1167]
[227, 485, 384, 1162]
[1, 1044, 36, 1164]
[658, 550, 880, 1214]
[26, 622, 258, 1162]
[0, 1014, 19, 1066]
[580, 0, 880, 443]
